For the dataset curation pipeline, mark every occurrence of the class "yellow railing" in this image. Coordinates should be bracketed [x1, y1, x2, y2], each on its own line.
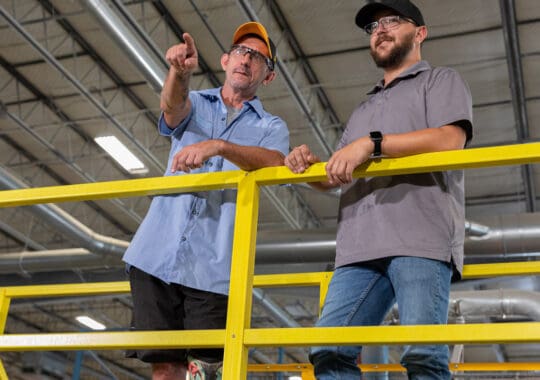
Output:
[2, 143, 540, 379]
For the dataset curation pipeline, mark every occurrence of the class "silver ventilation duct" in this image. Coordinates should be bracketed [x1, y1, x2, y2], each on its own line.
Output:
[0, 166, 128, 259]
[81, 0, 167, 92]
[1, 213, 540, 274]
[449, 289, 540, 321]
[387, 289, 540, 324]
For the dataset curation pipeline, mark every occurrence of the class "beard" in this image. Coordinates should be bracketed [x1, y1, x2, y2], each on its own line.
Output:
[370, 30, 415, 69]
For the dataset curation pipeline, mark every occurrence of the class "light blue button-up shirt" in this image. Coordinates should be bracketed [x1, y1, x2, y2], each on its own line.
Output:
[123, 88, 289, 295]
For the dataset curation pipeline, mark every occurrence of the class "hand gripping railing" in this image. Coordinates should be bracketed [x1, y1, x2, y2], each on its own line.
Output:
[2, 143, 540, 379]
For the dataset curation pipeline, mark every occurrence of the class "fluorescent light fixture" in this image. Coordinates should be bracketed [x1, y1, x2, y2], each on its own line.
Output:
[288, 377, 302, 380]
[75, 315, 106, 330]
[94, 135, 148, 174]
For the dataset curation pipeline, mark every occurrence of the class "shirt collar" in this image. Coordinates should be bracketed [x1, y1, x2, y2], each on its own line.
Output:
[368, 60, 432, 94]
[199, 87, 265, 118]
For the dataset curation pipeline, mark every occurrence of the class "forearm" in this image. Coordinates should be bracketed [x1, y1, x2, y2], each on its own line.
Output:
[160, 67, 191, 128]
[218, 140, 285, 171]
[379, 125, 467, 157]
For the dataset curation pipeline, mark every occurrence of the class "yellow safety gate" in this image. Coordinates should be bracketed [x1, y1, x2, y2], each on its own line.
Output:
[1, 143, 540, 379]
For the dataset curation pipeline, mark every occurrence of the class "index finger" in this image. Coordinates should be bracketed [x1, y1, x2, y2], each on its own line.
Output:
[183, 33, 196, 55]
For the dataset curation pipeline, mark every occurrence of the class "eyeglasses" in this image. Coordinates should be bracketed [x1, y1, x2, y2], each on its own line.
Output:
[364, 15, 415, 35]
[229, 45, 274, 71]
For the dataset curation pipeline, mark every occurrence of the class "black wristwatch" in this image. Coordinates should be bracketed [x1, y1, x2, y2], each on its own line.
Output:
[369, 131, 383, 157]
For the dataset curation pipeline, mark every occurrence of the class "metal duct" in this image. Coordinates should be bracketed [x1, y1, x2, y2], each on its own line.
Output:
[4, 212, 540, 273]
[0, 5, 164, 174]
[0, 166, 128, 258]
[465, 213, 540, 255]
[252, 288, 301, 328]
[0, 249, 116, 274]
[449, 289, 540, 321]
[81, 0, 167, 93]
[387, 289, 540, 324]
[252, 289, 308, 362]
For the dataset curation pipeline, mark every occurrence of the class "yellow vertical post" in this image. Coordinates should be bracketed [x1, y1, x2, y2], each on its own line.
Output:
[222, 174, 260, 379]
[318, 272, 332, 315]
[0, 289, 10, 332]
[302, 366, 316, 380]
[0, 289, 11, 379]
[0, 361, 7, 380]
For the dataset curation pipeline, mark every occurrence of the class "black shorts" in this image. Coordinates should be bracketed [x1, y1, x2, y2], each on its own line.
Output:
[126, 266, 228, 363]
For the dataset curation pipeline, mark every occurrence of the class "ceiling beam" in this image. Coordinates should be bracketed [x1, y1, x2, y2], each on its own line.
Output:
[500, 0, 535, 211]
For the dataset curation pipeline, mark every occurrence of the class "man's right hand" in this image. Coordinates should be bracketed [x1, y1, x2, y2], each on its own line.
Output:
[285, 144, 321, 174]
[165, 33, 198, 77]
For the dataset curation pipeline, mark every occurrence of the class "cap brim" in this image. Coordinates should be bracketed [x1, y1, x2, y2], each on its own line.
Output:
[233, 22, 275, 63]
[355, 3, 390, 28]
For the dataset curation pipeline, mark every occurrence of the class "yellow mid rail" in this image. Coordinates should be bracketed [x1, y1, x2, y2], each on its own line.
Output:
[2, 143, 540, 379]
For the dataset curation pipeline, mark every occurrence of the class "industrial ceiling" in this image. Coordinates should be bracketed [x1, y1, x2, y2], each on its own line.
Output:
[1, 0, 540, 378]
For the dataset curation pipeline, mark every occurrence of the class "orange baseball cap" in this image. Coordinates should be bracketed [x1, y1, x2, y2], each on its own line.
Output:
[232, 22, 277, 68]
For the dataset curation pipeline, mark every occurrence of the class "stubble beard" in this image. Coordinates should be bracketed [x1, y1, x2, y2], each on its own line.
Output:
[370, 30, 415, 69]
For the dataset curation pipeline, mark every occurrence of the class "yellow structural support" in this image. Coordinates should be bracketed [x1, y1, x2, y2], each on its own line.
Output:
[0, 143, 539, 208]
[252, 143, 540, 186]
[248, 362, 540, 374]
[0, 170, 246, 208]
[222, 174, 260, 380]
[0, 330, 225, 351]
[2, 281, 129, 299]
[462, 261, 540, 279]
[0, 290, 9, 334]
[0, 290, 9, 379]
[2, 144, 540, 379]
[244, 322, 540, 347]
[0, 362, 7, 380]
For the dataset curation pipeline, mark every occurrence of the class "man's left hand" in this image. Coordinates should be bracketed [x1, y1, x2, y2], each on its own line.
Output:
[171, 140, 223, 173]
[326, 137, 372, 185]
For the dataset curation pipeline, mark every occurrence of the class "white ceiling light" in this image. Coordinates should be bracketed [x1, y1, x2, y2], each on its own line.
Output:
[94, 135, 148, 174]
[75, 315, 106, 330]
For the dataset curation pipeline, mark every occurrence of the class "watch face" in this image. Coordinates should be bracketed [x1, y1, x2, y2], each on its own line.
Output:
[370, 131, 383, 156]
[370, 131, 382, 140]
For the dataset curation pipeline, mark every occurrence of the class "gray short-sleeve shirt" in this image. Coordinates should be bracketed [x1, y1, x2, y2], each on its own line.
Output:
[336, 60, 473, 278]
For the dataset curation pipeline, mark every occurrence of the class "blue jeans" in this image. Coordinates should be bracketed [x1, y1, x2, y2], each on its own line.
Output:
[310, 256, 452, 380]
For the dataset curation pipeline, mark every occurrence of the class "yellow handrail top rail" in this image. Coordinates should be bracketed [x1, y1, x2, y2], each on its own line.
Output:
[2, 143, 540, 207]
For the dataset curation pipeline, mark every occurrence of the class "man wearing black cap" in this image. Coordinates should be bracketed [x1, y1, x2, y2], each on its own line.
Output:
[123, 22, 289, 380]
[285, 1, 472, 379]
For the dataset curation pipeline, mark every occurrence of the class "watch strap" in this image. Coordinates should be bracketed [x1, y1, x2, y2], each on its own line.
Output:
[369, 131, 383, 157]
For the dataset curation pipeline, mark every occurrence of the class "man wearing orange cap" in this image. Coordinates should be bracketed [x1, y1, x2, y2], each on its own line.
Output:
[123, 22, 288, 379]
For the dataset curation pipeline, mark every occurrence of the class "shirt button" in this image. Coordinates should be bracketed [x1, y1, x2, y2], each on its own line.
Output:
[208, 162, 213, 167]
[192, 210, 198, 216]
[180, 236, 186, 242]
[221, 117, 225, 121]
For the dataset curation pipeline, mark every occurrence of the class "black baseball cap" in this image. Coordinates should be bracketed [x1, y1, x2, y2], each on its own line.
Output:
[355, 0, 425, 29]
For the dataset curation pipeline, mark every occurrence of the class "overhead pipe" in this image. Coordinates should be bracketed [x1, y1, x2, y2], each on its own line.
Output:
[465, 213, 540, 255]
[0, 211, 537, 274]
[387, 289, 540, 324]
[0, 219, 46, 251]
[252, 288, 301, 328]
[109, 0, 169, 72]
[0, 4, 165, 174]
[252, 289, 307, 362]
[0, 166, 128, 258]
[449, 289, 540, 321]
[4, 108, 142, 225]
[81, 0, 167, 92]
